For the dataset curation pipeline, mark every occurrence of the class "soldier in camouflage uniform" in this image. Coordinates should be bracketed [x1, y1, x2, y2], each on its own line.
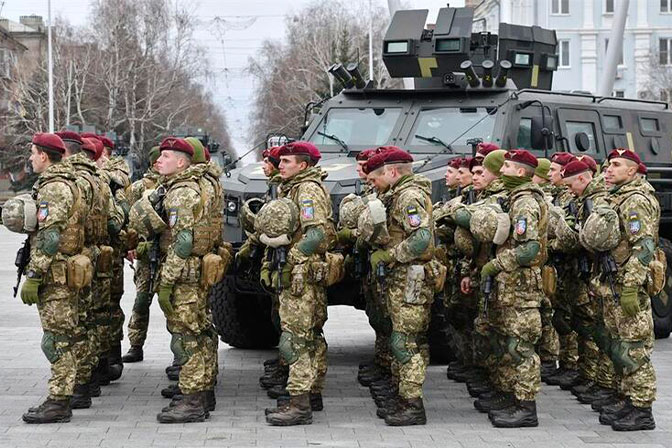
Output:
[262, 141, 334, 426]
[20, 133, 88, 423]
[476, 149, 547, 428]
[123, 146, 162, 363]
[153, 137, 217, 423]
[364, 147, 435, 426]
[531, 158, 561, 379]
[589, 149, 659, 431]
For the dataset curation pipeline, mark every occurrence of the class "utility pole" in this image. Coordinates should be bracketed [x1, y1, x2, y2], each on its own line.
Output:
[47, 0, 54, 132]
[598, 0, 629, 97]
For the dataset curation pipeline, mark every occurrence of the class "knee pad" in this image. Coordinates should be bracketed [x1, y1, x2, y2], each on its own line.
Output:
[170, 333, 195, 366]
[611, 340, 647, 375]
[390, 331, 416, 364]
[278, 331, 301, 365]
[504, 336, 534, 365]
[551, 309, 573, 336]
[41, 331, 70, 364]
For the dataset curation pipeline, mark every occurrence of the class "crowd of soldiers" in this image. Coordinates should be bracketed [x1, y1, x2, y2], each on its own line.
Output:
[5, 132, 663, 432]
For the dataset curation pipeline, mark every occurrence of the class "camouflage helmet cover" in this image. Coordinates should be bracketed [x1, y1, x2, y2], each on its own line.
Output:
[357, 196, 390, 246]
[255, 198, 300, 239]
[469, 202, 510, 245]
[454, 225, 475, 257]
[239, 197, 265, 235]
[338, 193, 366, 229]
[580, 205, 621, 252]
[128, 190, 167, 238]
[2, 193, 37, 234]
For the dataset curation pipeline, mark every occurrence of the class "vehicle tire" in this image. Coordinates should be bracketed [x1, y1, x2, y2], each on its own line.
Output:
[209, 275, 280, 349]
[652, 238, 672, 339]
[428, 295, 454, 364]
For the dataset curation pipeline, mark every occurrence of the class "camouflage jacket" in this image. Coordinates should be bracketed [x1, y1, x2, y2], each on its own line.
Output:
[129, 169, 161, 205]
[101, 156, 132, 217]
[381, 174, 434, 265]
[470, 178, 508, 272]
[607, 178, 660, 288]
[27, 162, 80, 275]
[191, 161, 225, 249]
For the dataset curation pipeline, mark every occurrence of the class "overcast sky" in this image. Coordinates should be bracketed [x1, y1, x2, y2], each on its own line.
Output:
[1, 0, 463, 157]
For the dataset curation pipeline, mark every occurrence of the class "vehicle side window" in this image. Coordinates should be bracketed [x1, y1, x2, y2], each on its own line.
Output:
[641, 117, 659, 133]
[566, 121, 597, 154]
[516, 118, 532, 149]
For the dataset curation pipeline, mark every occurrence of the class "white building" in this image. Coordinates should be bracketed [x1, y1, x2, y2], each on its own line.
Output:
[467, 0, 672, 100]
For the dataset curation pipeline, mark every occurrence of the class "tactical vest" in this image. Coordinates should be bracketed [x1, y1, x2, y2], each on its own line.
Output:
[39, 176, 86, 255]
[501, 186, 549, 267]
[198, 170, 224, 249]
[609, 186, 660, 266]
[285, 178, 336, 251]
[386, 186, 435, 262]
[158, 180, 210, 256]
[76, 168, 110, 245]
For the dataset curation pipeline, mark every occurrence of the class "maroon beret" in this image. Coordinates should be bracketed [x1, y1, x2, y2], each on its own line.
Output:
[448, 157, 462, 169]
[561, 160, 591, 179]
[364, 147, 413, 174]
[279, 141, 321, 162]
[32, 133, 66, 154]
[55, 131, 83, 145]
[638, 163, 647, 175]
[80, 132, 100, 141]
[159, 137, 194, 157]
[205, 147, 211, 162]
[356, 148, 377, 161]
[550, 152, 577, 166]
[469, 157, 483, 171]
[459, 157, 473, 168]
[99, 135, 115, 150]
[85, 137, 104, 161]
[476, 142, 499, 158]
[267, 146, 282, 168]
[607, 148, 641, 165]
[575, 154, 597, 174]
[81, 137, 97, 157]
[262, 149, 270, 159]
[505, 149, 538, 168]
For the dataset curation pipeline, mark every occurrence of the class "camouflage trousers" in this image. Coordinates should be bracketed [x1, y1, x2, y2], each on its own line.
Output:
[601, 286, 656, 408]
[278, 272, 328, 396]
[37, 279, 79, 400]
[571, 290, 600, 382]
[386, 265, 433, 400]
[108, 254, 125, 345]
[538, 295, 559, 363]
[367, 280, 393, 370]
[73, 285, 96, 386]
[127, 258, 153, 347]
[91, 275, 111, 357]
[553, 275, 580, 370]
[166, 282, 216, 395]
[491, 306, 541, 402]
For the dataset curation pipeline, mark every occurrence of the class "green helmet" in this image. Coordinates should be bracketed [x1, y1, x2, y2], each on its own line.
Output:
[149, 146, 160, 165]
[186, 137, 206, 164]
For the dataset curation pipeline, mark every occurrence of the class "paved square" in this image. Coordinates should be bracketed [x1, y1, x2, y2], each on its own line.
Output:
[0, 227, 671, 447]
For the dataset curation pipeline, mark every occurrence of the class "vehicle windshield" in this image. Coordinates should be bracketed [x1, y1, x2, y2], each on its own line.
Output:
[409, 107, 496, 149]
[309, 108, 402, 148]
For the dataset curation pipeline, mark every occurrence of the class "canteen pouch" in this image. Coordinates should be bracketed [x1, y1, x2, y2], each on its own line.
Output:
[218, 243, 233, 275]
[541, 264, 557, 297]
[325, 252, 345, 286]
[97, 245, 114, 274]
[201, 253, 225, 287]
[403, 265, 426, 304]
[67, 254, 93, 289]
[424, 259, 447, 294]
[647, 248, 666, 296]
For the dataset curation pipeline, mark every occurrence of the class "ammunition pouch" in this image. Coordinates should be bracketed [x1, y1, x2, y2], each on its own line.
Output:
[178, 257, 202, 284]
[278, 331, 303, 365]
[390, 331, 417, 364]
[310, 252, 345, 287]
[201, 253, 225, 287]
[67, 254, 93, 290]
[646, 248, 666, 297]
[192, 223, 219, 256]
[218, 243, 234, 275]
[541, 264, 557, 297]
[424, 258, 447, 294]
[170, 333, 197, 366]
[41, 331, 70, 364]
[403, 265, 427, 304]
[59, 224, 85, 256]
[610, 340, 647, 375]
[97, 245, 114, 274]
[552, 309, 573, 336]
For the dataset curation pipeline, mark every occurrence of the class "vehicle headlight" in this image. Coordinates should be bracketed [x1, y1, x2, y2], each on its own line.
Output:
[227, 200, 238, 214]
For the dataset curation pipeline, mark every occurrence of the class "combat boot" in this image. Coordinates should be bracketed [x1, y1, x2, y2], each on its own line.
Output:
[540, 361, 557, 382]
[70, 383, 92, 409]
[474, 391, 515, 413]
[384, 397, 426, 426]
[467, 379, 492, 398]
[446, 361, 466, 380]
[376, 396, 400, 419]
[96, 356, 111, 386]
[571, 379, 595, 396]
[544, 367, 567, 385]
[611, 405, 655, 431]
[599, 398, 631, 425]
[577, 385, 615, 404]
[157, 393, 207, 423]
[270, 392, 323, 414]
[359, 366, 386, 387]
[259, 366, 288, 389]
[165, 359, 181, 381]
[490, 400, 538, 428]
[161, 384, 182, 398]
[557, 369, 581, 390]
[266, 393, 313, 426]
[89, 372, 101, 397]
[264, 357, 280, 368]
[452, 366, 478, 383]
[107, 342, 124, 382]
[592, 393, 621, 412]
[23, 399, 72, 424]
[267, 384, 288, 399]
[204, 389, 216, 412]
[122, 345, 144, 363]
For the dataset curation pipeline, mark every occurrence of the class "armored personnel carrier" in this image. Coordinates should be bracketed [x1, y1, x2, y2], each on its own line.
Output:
[210, 5, 672, 356]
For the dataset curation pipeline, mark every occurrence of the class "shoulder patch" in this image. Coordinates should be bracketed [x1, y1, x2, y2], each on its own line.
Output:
[301, 199, 314, 220]
[168, 208, 178, 227]
[38, 201, 49, 222]
[628, 211, 641, 234]
[407, 205, 421, 227]
[515, 216, 527, 235]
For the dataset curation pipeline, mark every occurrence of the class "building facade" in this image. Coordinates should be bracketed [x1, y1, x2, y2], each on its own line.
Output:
[468, 0, 672, 100]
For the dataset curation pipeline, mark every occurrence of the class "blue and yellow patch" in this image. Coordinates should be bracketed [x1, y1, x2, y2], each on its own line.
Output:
[628, 211, 641, 234]
[301, 199, 314, 220]
[38, 201, 49, 222]
[515, 216, 527, 235]
[407, 205, 421, 227]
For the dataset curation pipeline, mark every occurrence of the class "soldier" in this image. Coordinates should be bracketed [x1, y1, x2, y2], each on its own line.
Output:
[153, 137, 216, 423]
[443, 157, 462, 201]
[122, 146, 161, 363]
[544, 152, 581, 389]
[20, 133, 89, 423]
[365, 147, 435, 426]
[477, 149, 547, 428]
[531, 158, 561, 380]
[587, 149, 659, 431]
[261, 141, 334, 426]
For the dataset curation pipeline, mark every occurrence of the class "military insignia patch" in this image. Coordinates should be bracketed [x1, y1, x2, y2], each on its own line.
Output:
[629, 211, 641, 234]
[515, 217, 527, 235]
[168, 208, 178, 227]
[38, 202, 49, 222]
[407, 206, 421, 227]
[301, 199, 314, 220]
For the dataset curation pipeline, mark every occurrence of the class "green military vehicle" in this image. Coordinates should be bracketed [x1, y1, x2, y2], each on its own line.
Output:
[209, 5, 672, 358]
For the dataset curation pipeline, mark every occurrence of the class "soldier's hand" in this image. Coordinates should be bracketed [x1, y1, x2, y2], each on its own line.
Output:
[20, 277, 41, 306]
[337, 228, 354, 246]
[126, 250, 136, 263]
[235, 243, 252, 270]
[620, 286, 640, 317]
[158, 283, 174, 316]
[480, 261, 500, 279]
[260, 264, 273, 291]
[460, 277, 472, 294]
[280, 263, 293, 289]
[370, 249, 393, 273]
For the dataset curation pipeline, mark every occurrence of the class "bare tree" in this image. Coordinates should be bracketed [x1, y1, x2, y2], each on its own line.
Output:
[642, 55, 672, 105]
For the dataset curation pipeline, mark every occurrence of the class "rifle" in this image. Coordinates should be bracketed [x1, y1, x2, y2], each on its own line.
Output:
[13, 237, 31, 297]
[568, 199, 592, 280]
[275, 246, 287, 292]
[584, 198, 620, 303]
[353, 244, 362, 279]
[147, 185, 166, 294]
[482, 197, 506, 316]
[376, 262, 387, 296]
[467, 187, 476, 205]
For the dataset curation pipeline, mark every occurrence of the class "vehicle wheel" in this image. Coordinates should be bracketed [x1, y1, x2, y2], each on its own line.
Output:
[653, 238, 672, 339]
[428, 295, 454, 364]
[209, 275, 280, 348]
